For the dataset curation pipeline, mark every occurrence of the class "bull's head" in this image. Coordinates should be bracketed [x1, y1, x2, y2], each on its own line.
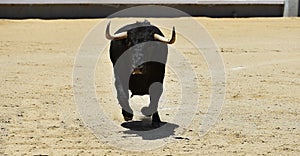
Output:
[106, 21, 176, 75]
[105, 21, 176, 44]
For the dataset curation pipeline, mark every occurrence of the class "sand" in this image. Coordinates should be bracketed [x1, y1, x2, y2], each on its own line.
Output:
[0, 17, 299, 155]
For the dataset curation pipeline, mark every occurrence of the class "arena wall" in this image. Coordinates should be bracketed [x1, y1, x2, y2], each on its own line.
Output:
[0, 0, 298, 18]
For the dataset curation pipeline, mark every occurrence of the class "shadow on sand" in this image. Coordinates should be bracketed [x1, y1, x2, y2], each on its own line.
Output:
[121, 118, 179, 140]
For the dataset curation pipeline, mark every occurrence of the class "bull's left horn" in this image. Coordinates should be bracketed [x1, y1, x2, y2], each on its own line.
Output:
[154, 27, 176, 44]
[106, 21, 128, 40]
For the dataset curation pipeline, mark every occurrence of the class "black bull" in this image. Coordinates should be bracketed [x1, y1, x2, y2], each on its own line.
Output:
[106, 20, 176, 127]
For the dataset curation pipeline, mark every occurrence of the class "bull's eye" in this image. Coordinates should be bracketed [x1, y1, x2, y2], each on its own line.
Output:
[127, 41, 132, 47]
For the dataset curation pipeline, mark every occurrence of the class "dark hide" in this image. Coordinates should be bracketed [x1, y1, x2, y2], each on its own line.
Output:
[109, 21, 169, 127]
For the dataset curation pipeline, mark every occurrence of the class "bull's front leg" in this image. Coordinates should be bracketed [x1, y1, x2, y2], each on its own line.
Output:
[115, 75, 133, 121]
[141, 82, 163, 127]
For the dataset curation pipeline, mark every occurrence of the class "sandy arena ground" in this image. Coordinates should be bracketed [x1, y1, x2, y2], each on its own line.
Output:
[0, 17, 299, 155]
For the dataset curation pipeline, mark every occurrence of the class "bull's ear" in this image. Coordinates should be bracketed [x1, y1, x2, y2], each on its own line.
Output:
[106, 21, 128, 40]
[154, 26, 176, 44]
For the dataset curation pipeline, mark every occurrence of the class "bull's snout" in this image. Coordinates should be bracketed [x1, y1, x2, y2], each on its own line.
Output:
[132, 65, 144, 75]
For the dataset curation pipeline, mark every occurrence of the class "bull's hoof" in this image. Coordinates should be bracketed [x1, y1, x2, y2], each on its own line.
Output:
[151, 112, 163, 128]
[124, 116, 133, 121]
[122, 109, 133, 121]
[151, 121, 166, 128]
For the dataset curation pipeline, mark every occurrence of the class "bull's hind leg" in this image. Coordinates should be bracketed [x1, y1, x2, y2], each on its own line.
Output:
[141, 82, 163, 127]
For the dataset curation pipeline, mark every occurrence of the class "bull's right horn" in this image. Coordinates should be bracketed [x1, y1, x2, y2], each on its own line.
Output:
[154, 26, 176, 44]
[106, 21, 128, 40]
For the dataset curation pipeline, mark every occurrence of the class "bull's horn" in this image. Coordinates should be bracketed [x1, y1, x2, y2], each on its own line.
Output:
[106, 21, 128, 40]
[154, 27, 176, 44]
